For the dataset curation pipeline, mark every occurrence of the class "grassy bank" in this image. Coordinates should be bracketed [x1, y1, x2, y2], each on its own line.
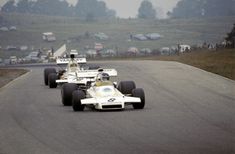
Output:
[143, 49, 235, 80]
[0, 69, 28, 88]
[90, 49, 235, 80]
[0, 13, 234, 59]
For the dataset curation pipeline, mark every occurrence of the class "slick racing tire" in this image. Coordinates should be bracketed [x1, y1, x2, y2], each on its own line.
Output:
[44, 68, 56, 86]
[48, 73, 58, 88]
[132, 88, 145, 109]
[72, 90, 85, 111]
[118, 81, 136, 95]
[61, 83, 77, 106]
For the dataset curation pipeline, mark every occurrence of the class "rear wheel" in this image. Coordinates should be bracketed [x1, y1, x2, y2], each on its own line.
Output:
[61, 83, 77, 106]
[118, 81, 136, 94]
[44, 68, 56, 85]
[72, 90, 85, 111]
[132, 88, 145, 109]
[48, 73, 58, 88]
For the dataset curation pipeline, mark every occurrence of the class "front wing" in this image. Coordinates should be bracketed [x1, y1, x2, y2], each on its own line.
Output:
[56, 78, 94, 84]
[81, 96, 141, 110]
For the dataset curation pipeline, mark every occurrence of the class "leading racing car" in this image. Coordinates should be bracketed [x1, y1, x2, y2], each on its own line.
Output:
[61, 70, 145, 110]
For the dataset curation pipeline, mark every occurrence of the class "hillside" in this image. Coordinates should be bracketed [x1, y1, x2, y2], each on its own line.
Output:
[0, 13, 235, 59]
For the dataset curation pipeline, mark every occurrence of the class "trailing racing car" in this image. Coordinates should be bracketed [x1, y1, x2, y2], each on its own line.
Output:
[44, 54, 117, 89]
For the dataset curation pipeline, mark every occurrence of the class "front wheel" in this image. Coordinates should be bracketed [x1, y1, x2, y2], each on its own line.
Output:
[118, 81, 136, 95]
[44, 68, 56, 85]
[61, 83, 78, 106]
[132, 88, 145, 109]
[48, 73, 58, 88]
[72, 90, 85, 111]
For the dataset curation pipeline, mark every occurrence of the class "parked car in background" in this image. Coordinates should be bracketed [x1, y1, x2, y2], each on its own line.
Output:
[145, 33, 162, 40]
[9, 56, 17, 64]
[94, 32, 109, 41]
[42, 32, 56, 42]
[9, 26, 17, 31]
[0, 27, 9, 32]
[179, 45, 191, 53]
[133, 34, 148, 41]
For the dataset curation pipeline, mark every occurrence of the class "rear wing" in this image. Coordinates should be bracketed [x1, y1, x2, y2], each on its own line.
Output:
[56, 58, 87, 64]
[77, 69, 117, 78]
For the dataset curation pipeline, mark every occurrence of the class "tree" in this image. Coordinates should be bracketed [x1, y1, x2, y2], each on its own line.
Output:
[138, 0, 156, 19]
[0, 14, 6, 25]
[169, 0, 235, 18]
[225, 23, 235, 48]
[169, 0, 203, 18]
[202, 0, 235, 17]
[106, 9, 116, 18]
[31, 0, 72, 16]
[75, 0, 115, 20]
[1, 0, 16, 13]
[1, 0, 115, 18]
[17, 0, 33, 13]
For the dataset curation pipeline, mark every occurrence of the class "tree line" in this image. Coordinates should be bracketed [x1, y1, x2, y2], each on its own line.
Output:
[1, 0, 158, 19]
[168, 0, 235, 18]
[1, 0, 116, 20]
[1, 0, 235, 19]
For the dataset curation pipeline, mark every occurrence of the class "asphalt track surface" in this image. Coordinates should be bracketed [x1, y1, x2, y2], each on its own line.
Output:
[0, 61, 235, 154]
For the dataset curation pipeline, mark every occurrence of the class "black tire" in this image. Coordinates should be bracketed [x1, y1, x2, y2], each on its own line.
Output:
[44, 68, 56, 85]
[118, 81, 136, 94]
[132, 88, 145, 109]
[48, 73, 58, 88]
[61, 83, 77, 106]
[72, 90, 85, 111]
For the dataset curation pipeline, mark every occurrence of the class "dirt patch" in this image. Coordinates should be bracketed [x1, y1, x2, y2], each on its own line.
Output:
[0, 69, 28, 88]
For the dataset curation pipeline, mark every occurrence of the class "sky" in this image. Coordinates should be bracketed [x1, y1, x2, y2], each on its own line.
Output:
[0, 0, 180, 18]
[69, 0, 180, 18]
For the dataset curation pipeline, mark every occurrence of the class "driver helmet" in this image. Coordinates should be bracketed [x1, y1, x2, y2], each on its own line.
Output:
[98, 68, 104, 72]
[70, 54, 75, 59]
[97, 68, 110, 81]
[96, 68, 103, 81]
[96, 73, 109, 81]
[101, 73, 110, 81]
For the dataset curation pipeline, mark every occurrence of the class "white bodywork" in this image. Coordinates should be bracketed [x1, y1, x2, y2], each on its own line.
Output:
[53, 44, 67, 59]
[56, 69, 117, 84]
[56, 57, 87, 64]
[56, 57, 117, 85]
[81, 84, 141, 110]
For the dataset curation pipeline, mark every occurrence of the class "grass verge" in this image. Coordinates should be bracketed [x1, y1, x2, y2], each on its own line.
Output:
[0, 69, 28, 88]
[144, 49, 235, 80]
[95, 48, 235, 80]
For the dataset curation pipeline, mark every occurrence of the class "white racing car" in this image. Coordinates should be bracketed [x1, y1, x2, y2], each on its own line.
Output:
[44, 57, 87, 88]
[62, 79, 145, 111]
[44, 56, 117, 90]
